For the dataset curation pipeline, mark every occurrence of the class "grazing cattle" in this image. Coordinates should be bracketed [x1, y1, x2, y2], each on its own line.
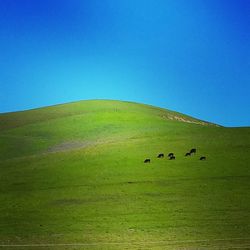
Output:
[144, 159, 150, 163]
[168, 153, 174, 157]
[185, 152, 191, 156]
[157, 153, 164, 158]
[200, 156, 206, 160]
[169, 156, 175, 160]
[190, 148, 196, 154]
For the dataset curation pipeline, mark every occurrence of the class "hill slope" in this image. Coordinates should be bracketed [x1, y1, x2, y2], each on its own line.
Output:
[0, 100, 250, 249]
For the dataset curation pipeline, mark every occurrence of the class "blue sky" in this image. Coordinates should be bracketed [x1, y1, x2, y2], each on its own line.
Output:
[0, 0, 249, 126]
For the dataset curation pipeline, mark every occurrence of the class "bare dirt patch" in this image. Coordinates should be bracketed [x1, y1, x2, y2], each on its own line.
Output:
[168, 115, 208, 125]
[46, 136, 131, 153]
[162, 114, 219, 126]
[47, 140, 97, 153]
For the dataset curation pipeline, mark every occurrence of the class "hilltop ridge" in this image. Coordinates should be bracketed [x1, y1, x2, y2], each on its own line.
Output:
[0, 99, 217, 130]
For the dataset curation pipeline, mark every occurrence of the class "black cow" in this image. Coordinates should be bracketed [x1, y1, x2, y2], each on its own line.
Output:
[185, 152, 191, 156]
[144, 159, 151, 163]
[190, 148, 196, 154]
[200, 156, 206, 160]
[168, 153, 174, 157]
[169, 156, 175, 160]
[157, 153, 164, 158]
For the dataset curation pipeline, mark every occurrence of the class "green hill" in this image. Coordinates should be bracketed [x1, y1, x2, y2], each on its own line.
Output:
[0, 100, 250, 249]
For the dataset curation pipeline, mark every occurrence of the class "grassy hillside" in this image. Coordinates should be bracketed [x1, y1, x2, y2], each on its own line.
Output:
[0, 100, 250, 249]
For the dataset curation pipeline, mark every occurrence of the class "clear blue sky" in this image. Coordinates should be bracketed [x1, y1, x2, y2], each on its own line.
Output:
[0, 0, 249, 126]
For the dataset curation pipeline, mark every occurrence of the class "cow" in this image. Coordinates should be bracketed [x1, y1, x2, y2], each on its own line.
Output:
[168, 153, 174, 157]
[190, 148, 196, 154]
[169, 155, 175, 160]
[200, 156, 206, 160]
[144, 159, 151, 163]
[157, 153, 164, 158]
[185, 152, 191, 156]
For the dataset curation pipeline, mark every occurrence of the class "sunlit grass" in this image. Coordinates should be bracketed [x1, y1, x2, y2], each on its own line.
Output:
[0, 100, 249, 248]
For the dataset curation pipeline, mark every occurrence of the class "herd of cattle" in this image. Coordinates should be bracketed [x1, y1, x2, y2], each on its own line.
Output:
[144, 148, 206, 163]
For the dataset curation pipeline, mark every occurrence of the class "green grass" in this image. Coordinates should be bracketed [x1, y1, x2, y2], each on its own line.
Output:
[0, 99, 250, 249]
